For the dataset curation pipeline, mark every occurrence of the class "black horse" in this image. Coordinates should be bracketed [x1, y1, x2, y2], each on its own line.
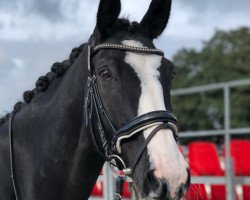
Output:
[0, 0, 190, 199]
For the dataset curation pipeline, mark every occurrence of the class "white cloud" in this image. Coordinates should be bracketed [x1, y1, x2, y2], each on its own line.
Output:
[12, 58, 24, 69]
[0, 0, 98, 41]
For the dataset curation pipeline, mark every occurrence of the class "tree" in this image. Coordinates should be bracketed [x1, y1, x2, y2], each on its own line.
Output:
[171, 27, 250, 139]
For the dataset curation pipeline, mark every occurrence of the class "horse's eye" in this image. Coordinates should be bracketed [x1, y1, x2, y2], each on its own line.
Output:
[99, 68, 112, 80]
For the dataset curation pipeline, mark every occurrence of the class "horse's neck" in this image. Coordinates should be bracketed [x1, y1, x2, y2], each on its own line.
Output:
[5, 46, 105, 199]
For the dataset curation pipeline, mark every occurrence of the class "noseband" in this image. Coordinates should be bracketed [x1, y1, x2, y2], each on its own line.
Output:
[84, 43, 179, 199]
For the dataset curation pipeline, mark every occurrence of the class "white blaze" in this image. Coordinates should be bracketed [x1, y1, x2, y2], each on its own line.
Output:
[122, 40, 188, 198]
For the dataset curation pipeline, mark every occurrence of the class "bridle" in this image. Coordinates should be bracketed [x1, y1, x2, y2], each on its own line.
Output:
[8, 43, 179, 200]
[84, 43, 179, 199]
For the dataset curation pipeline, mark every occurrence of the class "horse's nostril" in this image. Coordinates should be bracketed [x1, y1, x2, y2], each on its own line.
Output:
[143, 170, 168, 199]
[177, 183, 189, 199]
[151, 182, 167, 199]
[177, 169, 191, 198]
[177, 185, 185, 199]
[183, 169, 191, 191]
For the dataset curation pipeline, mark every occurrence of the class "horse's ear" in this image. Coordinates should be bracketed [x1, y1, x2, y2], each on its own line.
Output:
[95, 0, 121, 40]
[140, 0, 172, 39]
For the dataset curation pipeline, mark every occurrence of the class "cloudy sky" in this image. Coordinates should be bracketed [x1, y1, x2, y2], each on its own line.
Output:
[0, 0, 249, 114]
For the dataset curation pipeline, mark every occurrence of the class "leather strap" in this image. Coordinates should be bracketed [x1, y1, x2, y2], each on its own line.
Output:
[9, 111, 19, 200]
[114, 111, 177, 137]
[130, 123, 176, 174]
[113, 111, 178, 153]
[92, 43, 164, 56]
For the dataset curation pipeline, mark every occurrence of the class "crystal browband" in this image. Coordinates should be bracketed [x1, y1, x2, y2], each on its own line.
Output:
[92, 43, 164, 56]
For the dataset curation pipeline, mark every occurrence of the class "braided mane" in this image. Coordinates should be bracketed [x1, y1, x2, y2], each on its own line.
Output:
[0, 43, 86, 127]
[0, 18, 141, 127]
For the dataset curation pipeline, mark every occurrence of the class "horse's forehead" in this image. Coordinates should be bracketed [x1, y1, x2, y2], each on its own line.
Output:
[122, 40, 144, 48]
[122, 39, 163, 112]
[121, 39, 163, 86]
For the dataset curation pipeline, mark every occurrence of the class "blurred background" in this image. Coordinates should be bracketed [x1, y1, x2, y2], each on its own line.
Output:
[1, 1, 250, 199]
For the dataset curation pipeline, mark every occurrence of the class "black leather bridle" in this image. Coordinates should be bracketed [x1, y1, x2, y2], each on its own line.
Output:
[8, 43, 179, 200]
[84, 43, 179, 199]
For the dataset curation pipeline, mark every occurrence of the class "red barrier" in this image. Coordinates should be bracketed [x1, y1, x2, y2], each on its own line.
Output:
[230, 140, 250, 199]
[91, 181, 103, 197]
[185, 184, 208, 200]
[188, 141, 239, 200]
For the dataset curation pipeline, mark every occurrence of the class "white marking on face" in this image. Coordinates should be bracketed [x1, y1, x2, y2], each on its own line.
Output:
[122, 40, 189, 198]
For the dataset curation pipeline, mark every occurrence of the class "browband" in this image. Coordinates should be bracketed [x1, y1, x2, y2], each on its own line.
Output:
[92, 43, 164, 56]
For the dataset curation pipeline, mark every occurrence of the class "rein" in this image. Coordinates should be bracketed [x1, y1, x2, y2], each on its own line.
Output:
[8, 43, 179, 200]
[85, 43, 179, 199]
[9, 111, 19, 200]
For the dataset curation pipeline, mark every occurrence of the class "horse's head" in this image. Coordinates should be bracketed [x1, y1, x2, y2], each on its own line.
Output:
[88, 0, 190, 199]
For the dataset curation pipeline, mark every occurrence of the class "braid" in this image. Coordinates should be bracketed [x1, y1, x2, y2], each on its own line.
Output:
[51, 62, 65, 78]
[23, 90, 35, 103]
[14, 102, 23, 112]
[0, 43, 86, 127]
[36, 76, 50, 92]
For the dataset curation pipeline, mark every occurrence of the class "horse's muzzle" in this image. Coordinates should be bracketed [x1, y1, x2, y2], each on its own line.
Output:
[141, 169, 190, 200]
